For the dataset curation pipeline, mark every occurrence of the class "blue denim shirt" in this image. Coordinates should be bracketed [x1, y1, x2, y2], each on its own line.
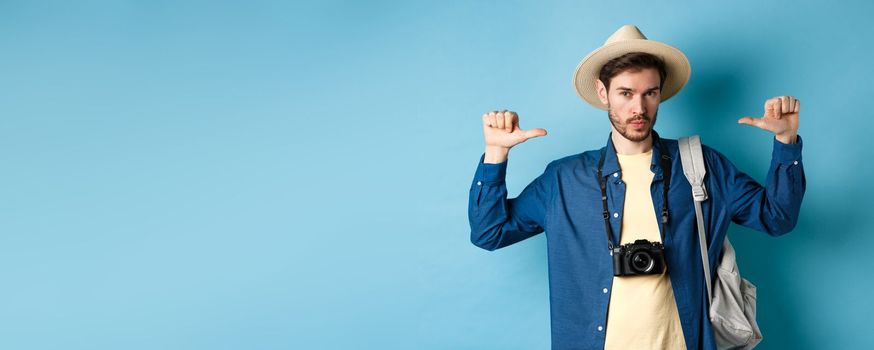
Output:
[468, 131, 805, 350]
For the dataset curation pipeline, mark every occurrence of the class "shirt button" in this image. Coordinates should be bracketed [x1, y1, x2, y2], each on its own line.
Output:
[477, 181, 482, 186]
[613, 212, 619, 218]
[793, 161, 799, 165]
[603, 288, 608, 294]
[613, 173, 618, 178]
[597, 326, 604, 332]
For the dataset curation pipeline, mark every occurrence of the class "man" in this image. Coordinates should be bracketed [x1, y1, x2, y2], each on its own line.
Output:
[467, 25, 805, 350]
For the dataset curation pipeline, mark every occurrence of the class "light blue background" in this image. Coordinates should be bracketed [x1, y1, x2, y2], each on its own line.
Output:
[1, 1, 872, 349]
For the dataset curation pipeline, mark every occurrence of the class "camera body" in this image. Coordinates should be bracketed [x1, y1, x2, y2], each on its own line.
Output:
[612, 239, 666, 276]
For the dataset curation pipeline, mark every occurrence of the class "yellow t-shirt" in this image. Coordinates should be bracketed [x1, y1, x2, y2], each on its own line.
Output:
[604, 150, 687, 350]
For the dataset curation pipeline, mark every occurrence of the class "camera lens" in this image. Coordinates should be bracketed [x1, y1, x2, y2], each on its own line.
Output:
[631, 251, 655, 273]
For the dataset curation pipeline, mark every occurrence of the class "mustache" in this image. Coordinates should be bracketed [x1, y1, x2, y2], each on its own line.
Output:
[627, 115, 651, 123]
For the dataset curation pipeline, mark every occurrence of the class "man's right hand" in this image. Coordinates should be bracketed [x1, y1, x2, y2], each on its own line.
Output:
[482, 110, 547, 164]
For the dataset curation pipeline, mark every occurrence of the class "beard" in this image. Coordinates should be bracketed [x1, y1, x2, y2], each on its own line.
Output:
[607, 108, 658, 142]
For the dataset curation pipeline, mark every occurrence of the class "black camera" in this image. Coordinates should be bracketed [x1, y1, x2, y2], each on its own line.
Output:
[612, 239, 666, 276]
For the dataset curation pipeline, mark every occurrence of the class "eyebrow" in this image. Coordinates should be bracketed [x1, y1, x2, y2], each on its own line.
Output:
[616, 86, 661, 93]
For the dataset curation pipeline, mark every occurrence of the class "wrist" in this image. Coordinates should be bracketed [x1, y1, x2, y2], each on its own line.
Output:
[775, 132, 798, 144]
[484, 145, 510, 164]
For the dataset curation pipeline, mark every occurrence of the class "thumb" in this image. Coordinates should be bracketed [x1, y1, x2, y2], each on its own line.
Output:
[522, 128, 548, 140]
[737, 117, 764, 128]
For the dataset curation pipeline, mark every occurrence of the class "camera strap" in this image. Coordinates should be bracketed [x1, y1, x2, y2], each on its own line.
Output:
[596, 132, 672, 253]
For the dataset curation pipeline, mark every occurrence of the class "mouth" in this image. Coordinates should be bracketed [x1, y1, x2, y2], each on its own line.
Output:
[629, 119, 647, 129]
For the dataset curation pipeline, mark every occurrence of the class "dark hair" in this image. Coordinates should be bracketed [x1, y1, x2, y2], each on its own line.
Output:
[598, 52, 667, 91]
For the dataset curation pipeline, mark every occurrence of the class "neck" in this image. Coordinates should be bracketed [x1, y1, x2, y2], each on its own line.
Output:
[611, 128, 654, 155]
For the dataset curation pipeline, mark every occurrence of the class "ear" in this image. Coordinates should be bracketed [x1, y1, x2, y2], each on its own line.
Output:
[595, 79, 609, 105]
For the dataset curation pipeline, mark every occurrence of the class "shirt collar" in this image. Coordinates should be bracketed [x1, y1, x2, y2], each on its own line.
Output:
[599, 130, 666, 180]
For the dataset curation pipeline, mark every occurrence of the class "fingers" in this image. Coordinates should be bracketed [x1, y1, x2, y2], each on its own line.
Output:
[483, 112, 494, 128]
[773, 98, 783, 119]
[766, 96, 801, 118]
[496, 110, 506, 129]
[503, 110, 517, 132]
[765, 98, 777, 118]
[481, 109, 547, 142]
[785, 96, 799, 114]
[482, 110, 517, 132]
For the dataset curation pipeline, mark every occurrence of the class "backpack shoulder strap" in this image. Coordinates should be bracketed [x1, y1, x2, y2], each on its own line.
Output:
[678, 135, 708, 201]
[678, 135, 713, 306]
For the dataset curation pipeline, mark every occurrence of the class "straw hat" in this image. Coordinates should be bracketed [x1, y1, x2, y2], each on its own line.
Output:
[572, 25, 691, 110]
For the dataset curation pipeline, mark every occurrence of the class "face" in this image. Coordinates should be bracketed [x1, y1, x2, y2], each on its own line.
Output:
[596, 68, 662, 142]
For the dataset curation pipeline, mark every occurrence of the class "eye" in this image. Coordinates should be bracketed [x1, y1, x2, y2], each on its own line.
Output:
[646, 91, 659, 97]
[619, 91, 631, 97]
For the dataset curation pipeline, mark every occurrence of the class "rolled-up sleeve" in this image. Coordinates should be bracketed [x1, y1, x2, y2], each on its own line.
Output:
[468, 154, 553, 251]
[721, 135, 806, 235]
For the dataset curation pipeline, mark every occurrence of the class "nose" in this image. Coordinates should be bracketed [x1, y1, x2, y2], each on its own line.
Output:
[630, 95, 646, 116]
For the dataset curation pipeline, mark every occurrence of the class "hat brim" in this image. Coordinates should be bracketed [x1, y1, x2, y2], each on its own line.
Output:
[573, 39, 691, 110]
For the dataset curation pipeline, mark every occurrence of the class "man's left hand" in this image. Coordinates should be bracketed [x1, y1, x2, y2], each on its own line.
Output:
[738, 95, 800, 144]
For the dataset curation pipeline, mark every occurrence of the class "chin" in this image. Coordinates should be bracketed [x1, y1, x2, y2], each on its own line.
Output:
[622, 128, 652, 142]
